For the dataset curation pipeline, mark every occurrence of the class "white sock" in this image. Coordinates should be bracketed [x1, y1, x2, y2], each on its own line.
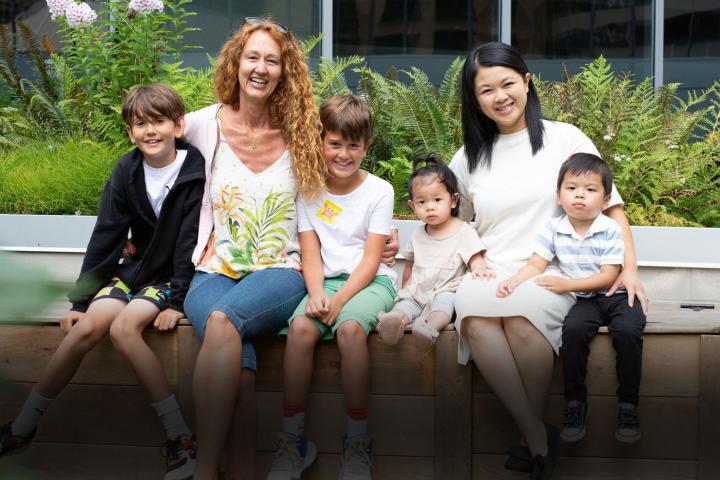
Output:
[151, 394, 191, 440]
[13, 388, 52, 437]
[283, 411, 305, 437]
[346, 414, 368, 438]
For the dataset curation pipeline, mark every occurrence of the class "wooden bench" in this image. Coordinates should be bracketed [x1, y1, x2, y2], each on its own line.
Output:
[1, 301, 719, 479]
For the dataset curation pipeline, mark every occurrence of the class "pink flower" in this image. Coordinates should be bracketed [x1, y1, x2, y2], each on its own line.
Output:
[128, 0, 164, 15]
[46, 0, 69, 20]
[64, 2, 97, 27]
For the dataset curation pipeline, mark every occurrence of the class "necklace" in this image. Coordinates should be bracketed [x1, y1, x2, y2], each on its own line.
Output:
[248, 132, 258, 150]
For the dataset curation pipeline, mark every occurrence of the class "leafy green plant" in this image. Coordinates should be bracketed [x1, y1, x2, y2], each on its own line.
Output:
[0, 139, 121, 214]
[537, 56, 720, 226]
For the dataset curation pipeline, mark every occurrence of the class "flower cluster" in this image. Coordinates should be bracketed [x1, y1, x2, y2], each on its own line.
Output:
[46, 0, 69, 20]
[64, 2, 98, 27]
[128, 0, 164, 15]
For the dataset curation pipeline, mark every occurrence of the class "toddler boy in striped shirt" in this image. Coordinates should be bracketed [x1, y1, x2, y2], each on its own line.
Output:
[497, 153, 646, 445]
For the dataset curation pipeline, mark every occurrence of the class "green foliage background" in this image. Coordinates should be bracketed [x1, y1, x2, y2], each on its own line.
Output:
[0, 6, 718, 226]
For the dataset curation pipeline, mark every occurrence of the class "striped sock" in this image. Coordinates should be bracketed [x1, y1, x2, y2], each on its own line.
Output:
[346, 406, 368, 438]
[282, 403, 305, 436]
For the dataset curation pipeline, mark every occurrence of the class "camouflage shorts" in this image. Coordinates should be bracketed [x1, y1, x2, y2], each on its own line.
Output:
[92, 278, 172, 309]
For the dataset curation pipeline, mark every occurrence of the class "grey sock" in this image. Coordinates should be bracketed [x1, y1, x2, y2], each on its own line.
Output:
[13, 388, 52, 437]
[151, 394, 191, 440]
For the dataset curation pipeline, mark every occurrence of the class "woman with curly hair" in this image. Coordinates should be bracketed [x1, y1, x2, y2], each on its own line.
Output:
[181, 18, 326, 479]
[183, 18, 398, 479]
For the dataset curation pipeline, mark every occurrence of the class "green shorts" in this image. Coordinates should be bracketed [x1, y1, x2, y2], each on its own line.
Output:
[283, 274, 396, 340]
[92, 278, 172, 310]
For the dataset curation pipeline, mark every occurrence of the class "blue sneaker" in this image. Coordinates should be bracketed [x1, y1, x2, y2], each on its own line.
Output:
[266, 431, 317, 480]
[339, 434, 373, 480]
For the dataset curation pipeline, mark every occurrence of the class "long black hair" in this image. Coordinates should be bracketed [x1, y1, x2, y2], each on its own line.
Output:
[461, 42, 545, 173]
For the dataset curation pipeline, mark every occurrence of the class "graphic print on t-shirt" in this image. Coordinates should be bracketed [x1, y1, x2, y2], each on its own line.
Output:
[317, 199, 342, 225]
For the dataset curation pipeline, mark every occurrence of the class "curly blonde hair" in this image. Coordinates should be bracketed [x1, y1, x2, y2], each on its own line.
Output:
[214, 21, 325, 198]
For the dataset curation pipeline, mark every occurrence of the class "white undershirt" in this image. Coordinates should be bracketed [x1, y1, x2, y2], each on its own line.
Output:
[143, 149, 187, 218]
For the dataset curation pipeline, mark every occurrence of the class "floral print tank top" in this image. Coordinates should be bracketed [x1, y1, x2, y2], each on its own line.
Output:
[197, 116, 301, 279]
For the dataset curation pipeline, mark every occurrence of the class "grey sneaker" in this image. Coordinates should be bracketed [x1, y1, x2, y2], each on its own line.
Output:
[339, 434, 373, 480]
[560, 400, 588, 442]
[615, 403, 641, 443]
[266, 432, 317, 480]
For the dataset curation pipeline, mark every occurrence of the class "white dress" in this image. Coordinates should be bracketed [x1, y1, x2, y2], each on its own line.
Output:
[449, 120, 623, 363]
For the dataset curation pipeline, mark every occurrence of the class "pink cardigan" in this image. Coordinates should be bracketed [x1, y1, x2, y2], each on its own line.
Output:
[183, 104, 222, 265]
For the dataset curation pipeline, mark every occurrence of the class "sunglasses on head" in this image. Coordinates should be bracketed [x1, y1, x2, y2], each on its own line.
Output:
[243, 17, 289, 34]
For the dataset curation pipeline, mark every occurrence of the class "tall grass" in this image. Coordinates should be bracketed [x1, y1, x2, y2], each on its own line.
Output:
[0, 139, 121, 214]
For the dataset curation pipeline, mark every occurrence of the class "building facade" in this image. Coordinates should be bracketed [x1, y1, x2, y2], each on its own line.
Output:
[3, 1, 719, 95]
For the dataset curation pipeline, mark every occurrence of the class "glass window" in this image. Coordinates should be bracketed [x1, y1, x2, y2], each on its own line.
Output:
[184, 1, 321, 67]
[512, 0, 652, 82]
[665, 0, 720, 97]
[333, 0, 497, 83]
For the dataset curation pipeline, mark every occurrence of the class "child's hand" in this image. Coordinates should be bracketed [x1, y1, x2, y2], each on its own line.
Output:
[59, 310, 82, 333]
[154, 308, 184, 331]
[496, 278, 517, 298]
[471, 264, 496, 280]
[305, 292, 330, 319]
[535, 275, 569, 294]
[320, 296, 344, 327]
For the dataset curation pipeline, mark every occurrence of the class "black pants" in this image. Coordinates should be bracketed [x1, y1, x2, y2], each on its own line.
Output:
[561, 292, 646, 405]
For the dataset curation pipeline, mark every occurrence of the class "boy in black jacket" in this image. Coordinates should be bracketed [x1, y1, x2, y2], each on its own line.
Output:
[0, 84, 204, 480]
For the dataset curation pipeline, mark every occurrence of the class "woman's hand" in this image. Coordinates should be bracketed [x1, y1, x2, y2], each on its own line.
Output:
[607, 267, 649, 315]
[382, 228, 399, 266]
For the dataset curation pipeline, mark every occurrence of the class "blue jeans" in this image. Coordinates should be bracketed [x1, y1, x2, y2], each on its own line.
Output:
[184, 268, 307, 371]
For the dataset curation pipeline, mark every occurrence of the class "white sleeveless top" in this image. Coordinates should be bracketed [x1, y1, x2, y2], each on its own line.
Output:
[197, 118, 301, 279]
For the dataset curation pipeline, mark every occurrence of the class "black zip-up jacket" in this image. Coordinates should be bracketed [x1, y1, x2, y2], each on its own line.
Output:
[68, 140, 205, 313]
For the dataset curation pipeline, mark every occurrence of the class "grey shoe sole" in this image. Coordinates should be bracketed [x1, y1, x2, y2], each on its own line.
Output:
[560, 426, 586, 443]
[615, 429, 641, 443]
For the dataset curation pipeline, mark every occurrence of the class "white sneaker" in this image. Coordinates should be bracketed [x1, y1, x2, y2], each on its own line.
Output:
[267, 431, 317, 480]
[339, 434, 373, 480]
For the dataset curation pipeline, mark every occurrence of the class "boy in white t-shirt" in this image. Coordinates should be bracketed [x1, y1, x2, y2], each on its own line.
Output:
[268, 95, 395, 480]
[0, 84, 204, 480]
[497, 153, 646, 453]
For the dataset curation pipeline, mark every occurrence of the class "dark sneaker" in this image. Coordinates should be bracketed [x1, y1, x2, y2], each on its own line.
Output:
[266, 431, 317, 480]
[615, 403, 641, 443]
[163, 434, 196, 480]
[560, 400, 588, 442]
[0, 422, 35, 457]
[530, 423, 559, 480]
[503, 444, 532, 472]
[340, 434, 373, 480]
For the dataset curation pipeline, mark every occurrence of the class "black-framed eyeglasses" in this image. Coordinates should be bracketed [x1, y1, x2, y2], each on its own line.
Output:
[243, 17, 289, 34]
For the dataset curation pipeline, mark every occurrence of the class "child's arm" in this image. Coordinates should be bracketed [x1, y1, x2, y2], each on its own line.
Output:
[468, 251, 495, 279]
[158, 178, 205, 331]
[401, 260, 413, 289]
[535, 265, 621, 294]
[322, 233, 387, 326]
[300, 230, 331, 318]
[496, 254, 550, 297]
[66, 165, 133, 325]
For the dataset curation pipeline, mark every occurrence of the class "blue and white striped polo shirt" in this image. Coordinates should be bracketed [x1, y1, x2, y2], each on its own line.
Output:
[533, 214, 624, 298]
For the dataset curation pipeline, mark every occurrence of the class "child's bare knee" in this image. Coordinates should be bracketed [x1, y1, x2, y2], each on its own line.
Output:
[336, 321, 366, 346]
[288, 317, 318, 344]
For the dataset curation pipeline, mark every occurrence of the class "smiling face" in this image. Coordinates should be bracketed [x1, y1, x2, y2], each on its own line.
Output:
[557, 171, 610, 224]
[237, 30, 283, 105]
[322, 130, 368, 187]
[127, 115, 184, 167]
[473, 65, 531, 134]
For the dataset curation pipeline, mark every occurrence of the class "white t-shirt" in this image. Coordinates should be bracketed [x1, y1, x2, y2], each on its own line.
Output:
[143, 149, 187, 218]
[297, 172, 396, 283]
[449, 120, 623, 273]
